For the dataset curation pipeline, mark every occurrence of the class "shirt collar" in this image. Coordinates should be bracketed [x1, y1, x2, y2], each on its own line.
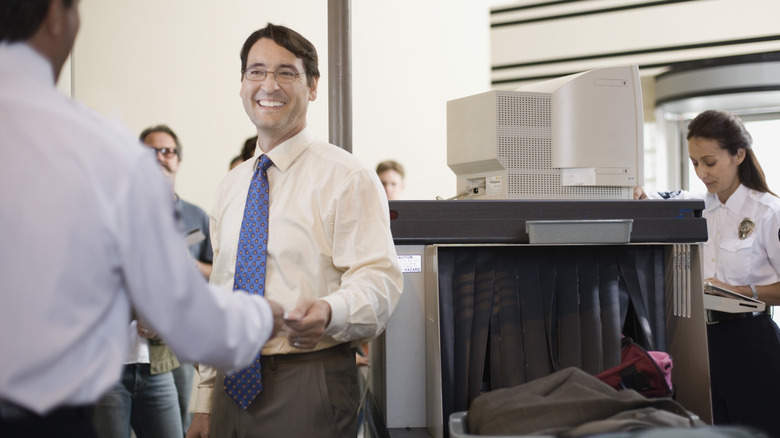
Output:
[704, 183, 749, 214]
[0, 42, 56, 87]
[261, 127, 315, 172]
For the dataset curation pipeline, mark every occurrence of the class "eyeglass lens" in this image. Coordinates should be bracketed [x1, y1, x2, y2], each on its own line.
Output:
[243, 68, 299, 83]
[152, 147, 176, 158]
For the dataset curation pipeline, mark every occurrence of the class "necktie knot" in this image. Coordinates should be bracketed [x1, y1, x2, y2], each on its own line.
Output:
[258, 155, 273, 173]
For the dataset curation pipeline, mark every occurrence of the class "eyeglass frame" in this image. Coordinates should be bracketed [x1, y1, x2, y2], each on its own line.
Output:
[149, 146, 178, 159]
[242, 67, 303, 84]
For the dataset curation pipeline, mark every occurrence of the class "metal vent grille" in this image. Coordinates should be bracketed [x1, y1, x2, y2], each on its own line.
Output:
[496, 92, 628, 199]
[497, 134, 551, 170]
[497, 93, 550, 127]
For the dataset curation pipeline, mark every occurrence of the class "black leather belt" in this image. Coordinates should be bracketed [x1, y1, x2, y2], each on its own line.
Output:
[0, 401, 93, 422]
[707, 309, 768, 325]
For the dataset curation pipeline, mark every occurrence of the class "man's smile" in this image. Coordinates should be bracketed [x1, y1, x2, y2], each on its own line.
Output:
[259, 99, 284, 107]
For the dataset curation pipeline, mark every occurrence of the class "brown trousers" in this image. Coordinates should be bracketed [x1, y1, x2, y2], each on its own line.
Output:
[210, 344, 359, 438]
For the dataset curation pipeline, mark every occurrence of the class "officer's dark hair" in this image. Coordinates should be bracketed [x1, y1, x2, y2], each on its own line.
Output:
[687, 109, 774, 196]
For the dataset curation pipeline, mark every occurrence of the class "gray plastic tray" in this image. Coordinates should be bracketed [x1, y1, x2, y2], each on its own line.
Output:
[525, 219, 633, 244]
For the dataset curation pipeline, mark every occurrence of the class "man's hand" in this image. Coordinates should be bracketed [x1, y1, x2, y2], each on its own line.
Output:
[186, 413, 209, 438]
[284, 298, 332, 349]
[267, 299, 285, 340]
[136, 320, 157, 339]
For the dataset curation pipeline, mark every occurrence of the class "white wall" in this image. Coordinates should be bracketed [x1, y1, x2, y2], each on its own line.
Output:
[72, 1, 492, 211]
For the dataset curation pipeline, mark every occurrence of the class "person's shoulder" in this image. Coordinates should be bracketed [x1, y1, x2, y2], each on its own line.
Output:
[8, 76, 140, 159]
[59, 99, 145, 162]
[748, 189, 780, 211]
[308, 139, 366, 171]
[178, 198, 208, 216]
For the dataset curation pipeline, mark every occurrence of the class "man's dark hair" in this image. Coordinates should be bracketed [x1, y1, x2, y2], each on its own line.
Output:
[0, 0, 75, 43]
[140, 124, 183, 160]
[239, 23, 320, 88]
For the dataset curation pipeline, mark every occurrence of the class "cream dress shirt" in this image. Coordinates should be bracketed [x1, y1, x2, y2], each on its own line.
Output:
[195, 127, 403, 412]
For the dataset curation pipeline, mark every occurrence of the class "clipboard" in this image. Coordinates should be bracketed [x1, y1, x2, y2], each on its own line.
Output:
[703, 281, 765, 313]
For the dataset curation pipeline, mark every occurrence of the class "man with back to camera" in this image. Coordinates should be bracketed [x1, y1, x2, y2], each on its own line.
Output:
[187, 23, 403, 438]
[0, 1, 285, 437]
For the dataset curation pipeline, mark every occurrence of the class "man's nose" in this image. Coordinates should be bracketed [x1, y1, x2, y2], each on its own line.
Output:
[261, 76, 281, 91]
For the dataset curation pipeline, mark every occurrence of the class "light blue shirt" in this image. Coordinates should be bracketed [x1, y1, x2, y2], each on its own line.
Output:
[0, 42, 274, 414]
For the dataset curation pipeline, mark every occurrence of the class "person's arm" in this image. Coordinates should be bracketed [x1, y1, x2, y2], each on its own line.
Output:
[186, 363, 216, 438]
[288, 169, 403, 345]
[195, 260, 213, 279]
[707, 206, 780, 306]
[635, 187, 692, 200]
[705, 277, 780, 306]
[118, 153, 280, 370]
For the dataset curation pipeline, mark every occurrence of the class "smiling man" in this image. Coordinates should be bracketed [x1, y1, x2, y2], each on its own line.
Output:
[187, 24, 403, 438]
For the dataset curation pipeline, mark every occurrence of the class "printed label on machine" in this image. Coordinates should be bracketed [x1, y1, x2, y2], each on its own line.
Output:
[486, 176, 502, 195]
[397, 254, 422, 273]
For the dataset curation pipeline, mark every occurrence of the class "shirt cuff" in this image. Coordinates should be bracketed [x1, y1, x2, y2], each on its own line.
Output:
[193, 364, 216, 414]
[320, 295, 348, 339]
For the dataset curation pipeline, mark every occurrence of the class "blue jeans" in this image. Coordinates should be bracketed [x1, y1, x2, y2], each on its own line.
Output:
[92, 364, 182, 438]
[171, 363, 193, 436]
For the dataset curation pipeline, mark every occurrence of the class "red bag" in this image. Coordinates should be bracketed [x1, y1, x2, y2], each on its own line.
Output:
[595, 336, 673, 398]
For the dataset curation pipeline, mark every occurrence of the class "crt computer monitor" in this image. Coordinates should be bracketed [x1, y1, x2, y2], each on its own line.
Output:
[447, 65, 644, 200]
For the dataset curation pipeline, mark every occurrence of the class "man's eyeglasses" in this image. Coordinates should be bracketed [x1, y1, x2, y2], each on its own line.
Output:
[242, 68, 302, 84]
[150, 147, 177, 158]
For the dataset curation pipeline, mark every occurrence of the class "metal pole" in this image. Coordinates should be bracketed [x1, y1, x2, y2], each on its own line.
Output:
[328, 0, 352, 153]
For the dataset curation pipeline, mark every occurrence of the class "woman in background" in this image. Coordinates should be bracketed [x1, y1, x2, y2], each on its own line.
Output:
[648, 110, 780, 434]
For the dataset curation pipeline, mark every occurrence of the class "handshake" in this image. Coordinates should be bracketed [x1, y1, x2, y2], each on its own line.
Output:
[266, 298, 332, 350]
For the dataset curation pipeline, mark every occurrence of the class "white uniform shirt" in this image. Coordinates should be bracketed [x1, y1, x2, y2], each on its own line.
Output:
[703, 184, 780, 286]
[195, 127, 403, 412]
[0, 43, 274, 414]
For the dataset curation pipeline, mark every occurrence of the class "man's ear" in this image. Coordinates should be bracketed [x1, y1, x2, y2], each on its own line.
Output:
[309, 77, 319, 102]
[44, 0, 66, 38]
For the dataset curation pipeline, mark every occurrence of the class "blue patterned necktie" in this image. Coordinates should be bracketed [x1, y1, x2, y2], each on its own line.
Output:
[224, 155, 272, 410]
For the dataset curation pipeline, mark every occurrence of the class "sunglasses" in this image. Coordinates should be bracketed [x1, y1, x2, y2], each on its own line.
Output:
[150, 147, 178, 158]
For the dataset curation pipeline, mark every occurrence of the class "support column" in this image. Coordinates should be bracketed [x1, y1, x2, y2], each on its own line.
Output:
[328, 0, 352, 153]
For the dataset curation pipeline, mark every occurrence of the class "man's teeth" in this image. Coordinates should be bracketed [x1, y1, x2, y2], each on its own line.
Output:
[259, 100, 284, 107]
